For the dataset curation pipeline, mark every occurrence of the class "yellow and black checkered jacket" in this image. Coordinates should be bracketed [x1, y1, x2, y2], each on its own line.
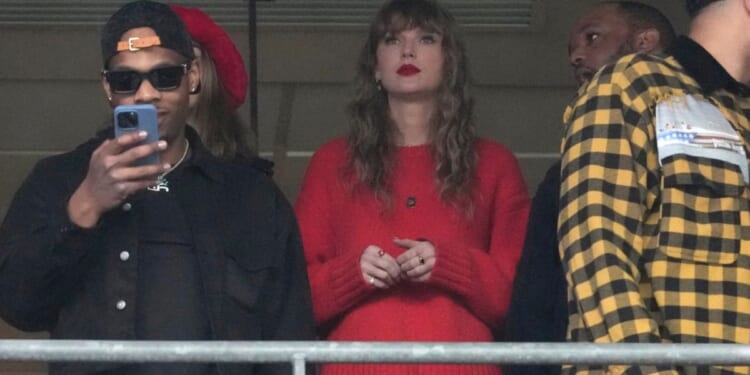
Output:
[559, 36, 750, 375]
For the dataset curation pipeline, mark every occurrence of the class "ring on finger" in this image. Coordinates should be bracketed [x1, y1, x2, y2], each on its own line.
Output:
[377, 249, 385, 257]
[368, 276, 376, 285]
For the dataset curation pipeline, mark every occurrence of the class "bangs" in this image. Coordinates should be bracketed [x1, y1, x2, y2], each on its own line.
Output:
[380, 14, 444, 37]
[374, 0, 451, 39]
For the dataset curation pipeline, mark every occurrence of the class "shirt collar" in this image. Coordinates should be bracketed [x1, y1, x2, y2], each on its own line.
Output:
[183, 125, 225, 184]
[669, 35, 750, 95]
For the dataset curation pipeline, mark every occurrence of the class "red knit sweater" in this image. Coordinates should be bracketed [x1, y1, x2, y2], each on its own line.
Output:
[295, 138, 530, 375]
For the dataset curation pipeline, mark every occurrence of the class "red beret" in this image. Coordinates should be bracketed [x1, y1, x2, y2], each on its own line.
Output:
[170, 5, 248, 109]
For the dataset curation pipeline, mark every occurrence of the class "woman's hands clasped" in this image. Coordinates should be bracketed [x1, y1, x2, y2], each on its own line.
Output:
[360, 237, 437, 288]
[360, 245, 402, 288]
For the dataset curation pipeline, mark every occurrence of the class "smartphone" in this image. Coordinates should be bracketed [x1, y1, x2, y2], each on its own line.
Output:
[114, 104, 160, 166]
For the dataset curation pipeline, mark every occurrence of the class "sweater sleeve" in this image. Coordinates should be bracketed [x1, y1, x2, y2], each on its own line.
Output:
[294, 143, 374, 326]
[427, 147, 530, 330]
[256, 188, 317, 375]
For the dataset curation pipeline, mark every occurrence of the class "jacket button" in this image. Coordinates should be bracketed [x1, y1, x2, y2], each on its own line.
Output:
[122, 202, 132, 211]
[119, 251, 130, 261]
[406, 196, 416, 208]
[115, 300, 127, 310]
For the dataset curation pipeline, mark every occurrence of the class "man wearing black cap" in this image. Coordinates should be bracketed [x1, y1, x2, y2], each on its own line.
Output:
[559, 0, 750, 374]
[0, 1, 314, 374]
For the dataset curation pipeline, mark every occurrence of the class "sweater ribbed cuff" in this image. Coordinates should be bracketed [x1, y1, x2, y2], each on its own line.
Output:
[428, 242, 474, 297]
[327, 249, 373, 308]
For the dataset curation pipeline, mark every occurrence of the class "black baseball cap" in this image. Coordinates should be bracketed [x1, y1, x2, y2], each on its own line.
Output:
[100, 0, 195, 68]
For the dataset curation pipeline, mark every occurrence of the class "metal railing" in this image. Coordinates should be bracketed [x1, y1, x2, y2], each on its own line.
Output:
[1, 340, 750, 374]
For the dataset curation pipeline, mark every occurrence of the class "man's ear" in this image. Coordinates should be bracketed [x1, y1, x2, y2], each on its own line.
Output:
[633, 28, 662, 54]
[101, 73, 114, 106]
[188, 59, 200, 94]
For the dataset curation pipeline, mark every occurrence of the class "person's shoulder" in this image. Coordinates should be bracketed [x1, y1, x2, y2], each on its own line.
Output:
[475, 139, 524, 181]
[475, 138, 517, 162]
[247, 156, 274, 176]
[615, 51, 673, 69]
[625, 52, 681, 75]
[567, 52, 685, 123]
[474, 139, 527, 194]
[217, 157, 290, 208]
[597, 52, 685, 93]
[223, 156, 275, 183]
[306, 137, 349, 171]
[313, 137, 348, 159]
[34, 132, 106, 175]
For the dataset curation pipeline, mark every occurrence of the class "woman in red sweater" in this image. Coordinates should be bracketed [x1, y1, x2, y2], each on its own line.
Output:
[295, 0, 530, 373]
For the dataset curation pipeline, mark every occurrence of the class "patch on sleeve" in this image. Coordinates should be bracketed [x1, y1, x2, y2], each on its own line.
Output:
[655, 95, 748, 183]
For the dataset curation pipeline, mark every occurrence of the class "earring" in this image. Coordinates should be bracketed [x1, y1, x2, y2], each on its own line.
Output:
[107, 95, 112, 102]
[190, 87, 197, 93]
[376, 79, 382, 92]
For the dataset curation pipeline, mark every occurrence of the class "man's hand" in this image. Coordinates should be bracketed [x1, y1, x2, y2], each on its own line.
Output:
[67, 131, 168, 228]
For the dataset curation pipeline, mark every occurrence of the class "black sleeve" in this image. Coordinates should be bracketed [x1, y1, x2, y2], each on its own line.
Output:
[503, 160, 566, 375]
[0, 161, 98, 332]
[257, 189, 316, 375]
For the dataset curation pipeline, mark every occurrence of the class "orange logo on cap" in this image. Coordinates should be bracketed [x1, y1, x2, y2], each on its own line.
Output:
[116, 36, 162, 52]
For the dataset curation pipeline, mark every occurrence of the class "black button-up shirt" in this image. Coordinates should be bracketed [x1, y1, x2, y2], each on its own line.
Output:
[0, 127, 315, 375]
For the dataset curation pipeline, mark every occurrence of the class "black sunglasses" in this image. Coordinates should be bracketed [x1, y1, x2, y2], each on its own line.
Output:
[103, 64, 189, 94]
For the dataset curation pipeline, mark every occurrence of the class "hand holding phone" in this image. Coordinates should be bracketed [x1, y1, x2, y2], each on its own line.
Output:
[69, 107, 167, 227]
[114, 104, 160, 166]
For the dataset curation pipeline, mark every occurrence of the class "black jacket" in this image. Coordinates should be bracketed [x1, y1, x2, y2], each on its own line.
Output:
[0, 127, 315, 375]
[504, 160, 567, 375]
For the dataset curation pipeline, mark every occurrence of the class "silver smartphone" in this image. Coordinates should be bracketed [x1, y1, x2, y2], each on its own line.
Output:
[113, 104, 160, 166]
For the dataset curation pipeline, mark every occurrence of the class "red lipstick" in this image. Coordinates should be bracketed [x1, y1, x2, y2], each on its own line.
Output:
[397, 64, 420, 76]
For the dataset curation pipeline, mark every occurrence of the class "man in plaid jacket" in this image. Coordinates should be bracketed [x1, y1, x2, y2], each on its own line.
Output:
[559, 0, 750, 374]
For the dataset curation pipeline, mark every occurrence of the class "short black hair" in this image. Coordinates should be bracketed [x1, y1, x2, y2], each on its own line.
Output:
[611, 1, 676, 49]
[685, 0, 722, 17]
